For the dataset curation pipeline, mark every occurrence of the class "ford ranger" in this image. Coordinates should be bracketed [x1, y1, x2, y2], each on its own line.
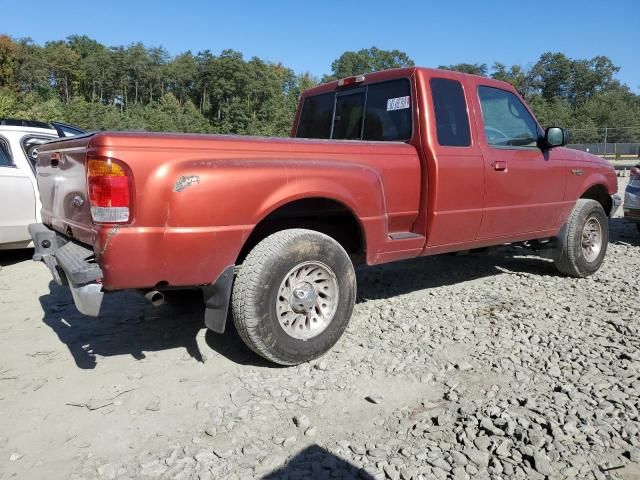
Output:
[29, 67, 620, 365]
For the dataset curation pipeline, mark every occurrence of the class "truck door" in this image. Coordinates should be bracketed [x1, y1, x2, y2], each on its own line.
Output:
[0, 136, 38, 246]
[423, 76, 484, 246]
[474, 85, 565, 239]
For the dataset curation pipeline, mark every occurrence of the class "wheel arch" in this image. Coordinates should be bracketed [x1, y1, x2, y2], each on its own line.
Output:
[580, 183, 612, 215]
[236, 195, 367, 265]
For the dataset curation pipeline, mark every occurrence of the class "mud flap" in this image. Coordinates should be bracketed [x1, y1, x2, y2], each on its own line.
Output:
[69, 282, 104, 317]
[202, 266, 235, 334]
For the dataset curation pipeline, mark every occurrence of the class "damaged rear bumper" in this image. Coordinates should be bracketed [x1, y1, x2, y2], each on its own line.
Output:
[29, 223, 104, 316]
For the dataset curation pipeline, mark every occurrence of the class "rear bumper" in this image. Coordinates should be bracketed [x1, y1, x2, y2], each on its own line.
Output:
[29, 223, 104, 316]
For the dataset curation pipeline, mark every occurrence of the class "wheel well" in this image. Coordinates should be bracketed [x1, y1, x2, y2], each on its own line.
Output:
[581, 184, 611, 215]
[237, 198, 365, 264]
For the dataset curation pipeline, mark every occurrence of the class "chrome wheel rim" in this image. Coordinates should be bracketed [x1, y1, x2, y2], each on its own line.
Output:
[276, 261, 339, 340]
[581, 216, 602, 263]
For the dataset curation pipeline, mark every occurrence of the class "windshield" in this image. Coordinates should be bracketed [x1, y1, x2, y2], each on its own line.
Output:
[51, 122, 86, 138]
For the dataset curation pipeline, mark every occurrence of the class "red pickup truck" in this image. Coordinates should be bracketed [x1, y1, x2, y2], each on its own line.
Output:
[30, 67, 620, 365]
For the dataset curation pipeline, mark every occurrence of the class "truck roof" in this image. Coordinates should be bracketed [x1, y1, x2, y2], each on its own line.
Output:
[303, 66, 514, 97]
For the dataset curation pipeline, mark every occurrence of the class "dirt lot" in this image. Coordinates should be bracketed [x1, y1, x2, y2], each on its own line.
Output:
[1, 178, 639, 480]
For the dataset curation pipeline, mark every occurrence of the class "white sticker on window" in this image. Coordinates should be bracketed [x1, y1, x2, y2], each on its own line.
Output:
[386, 96, 410, 111]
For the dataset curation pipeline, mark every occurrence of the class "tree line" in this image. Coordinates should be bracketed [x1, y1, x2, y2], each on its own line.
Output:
[0, 36, 638, 143]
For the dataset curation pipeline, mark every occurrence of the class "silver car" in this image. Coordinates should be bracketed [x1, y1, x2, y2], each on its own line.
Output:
[624, 163, 640, 234]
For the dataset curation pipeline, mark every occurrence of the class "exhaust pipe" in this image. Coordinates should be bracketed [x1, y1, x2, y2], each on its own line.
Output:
[144, 290, 165, 306]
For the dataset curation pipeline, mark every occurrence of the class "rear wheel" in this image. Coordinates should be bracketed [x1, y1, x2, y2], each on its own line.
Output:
[554, 199, 608, 277]
[231, 229, 356, 365]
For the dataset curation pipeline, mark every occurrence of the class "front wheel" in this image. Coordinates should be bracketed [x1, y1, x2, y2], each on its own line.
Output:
[554, 199, 609, 277]
[231, 229, 356, 365]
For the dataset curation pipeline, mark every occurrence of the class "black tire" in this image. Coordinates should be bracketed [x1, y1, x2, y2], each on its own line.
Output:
[231, 229, 356, 365]
[636, 223, 640, 235]
[554, 199, 609, 277]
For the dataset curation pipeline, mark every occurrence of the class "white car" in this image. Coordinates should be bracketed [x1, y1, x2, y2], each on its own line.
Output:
[0, 119, 84, 250]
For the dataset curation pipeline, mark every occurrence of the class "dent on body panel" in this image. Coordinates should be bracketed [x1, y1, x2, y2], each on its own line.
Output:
[97, 225, 120, 259]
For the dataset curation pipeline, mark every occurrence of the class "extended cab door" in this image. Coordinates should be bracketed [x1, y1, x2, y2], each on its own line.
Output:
[422, 75, 484, 246]
[473, 85, 565, 239]
[0, 135, 38, 246]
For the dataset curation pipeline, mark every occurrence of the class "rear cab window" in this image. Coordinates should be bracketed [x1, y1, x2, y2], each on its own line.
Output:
[296, 93, 334, 139]
[296, 79, 412, 142]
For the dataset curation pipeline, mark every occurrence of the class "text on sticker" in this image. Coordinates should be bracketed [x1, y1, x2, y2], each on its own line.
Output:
[387, 96, 410, 111]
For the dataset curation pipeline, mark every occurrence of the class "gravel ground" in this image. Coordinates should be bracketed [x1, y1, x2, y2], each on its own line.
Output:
[0, 177, 639, 480]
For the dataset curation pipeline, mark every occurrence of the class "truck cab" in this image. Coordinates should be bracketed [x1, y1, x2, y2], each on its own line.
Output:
[292, 68, 618, 253]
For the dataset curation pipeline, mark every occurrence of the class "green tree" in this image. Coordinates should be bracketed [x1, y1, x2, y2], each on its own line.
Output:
[529, 52, 573, 100]
[490, 62, 532, 98]
[13, 38, 49, 94]
[43, 40, 82, 102]
[67, 35, 112, 103]
[147, 46, 169, 102]
[0, 87, 18, 116]
[126, 42, 149, 105]
[323, 47, 414, 82]
[438, 62, 488, 76]
[0, 35, 17, 88]
[165, 51, 197, 105]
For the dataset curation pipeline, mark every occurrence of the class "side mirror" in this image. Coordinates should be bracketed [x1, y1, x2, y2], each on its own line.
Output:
[542, 127, 568, 149]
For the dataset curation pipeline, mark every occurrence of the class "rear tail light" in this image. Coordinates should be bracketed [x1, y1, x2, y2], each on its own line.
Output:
[87, 157, 131, 223]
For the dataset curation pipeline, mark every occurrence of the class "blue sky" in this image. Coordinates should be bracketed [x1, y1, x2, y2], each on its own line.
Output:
[3, 0, 638, 91]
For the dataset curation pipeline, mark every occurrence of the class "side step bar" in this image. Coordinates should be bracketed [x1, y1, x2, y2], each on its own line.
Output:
[389, 232, 423, 241]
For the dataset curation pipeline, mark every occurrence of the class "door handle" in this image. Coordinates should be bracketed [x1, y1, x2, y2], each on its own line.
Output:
[492, 160, 507, 171]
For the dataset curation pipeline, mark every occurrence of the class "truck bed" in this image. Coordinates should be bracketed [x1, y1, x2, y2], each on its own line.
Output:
[36, 131, 422, 290]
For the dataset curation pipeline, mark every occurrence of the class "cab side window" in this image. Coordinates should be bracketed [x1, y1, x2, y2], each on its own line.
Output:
[478, 86, 540, 148]
[0, 138, 12, 167]
[430, 78, 471, 147]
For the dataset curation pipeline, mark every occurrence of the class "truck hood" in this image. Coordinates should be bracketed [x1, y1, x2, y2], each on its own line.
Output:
[557, 146, 612, 167]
